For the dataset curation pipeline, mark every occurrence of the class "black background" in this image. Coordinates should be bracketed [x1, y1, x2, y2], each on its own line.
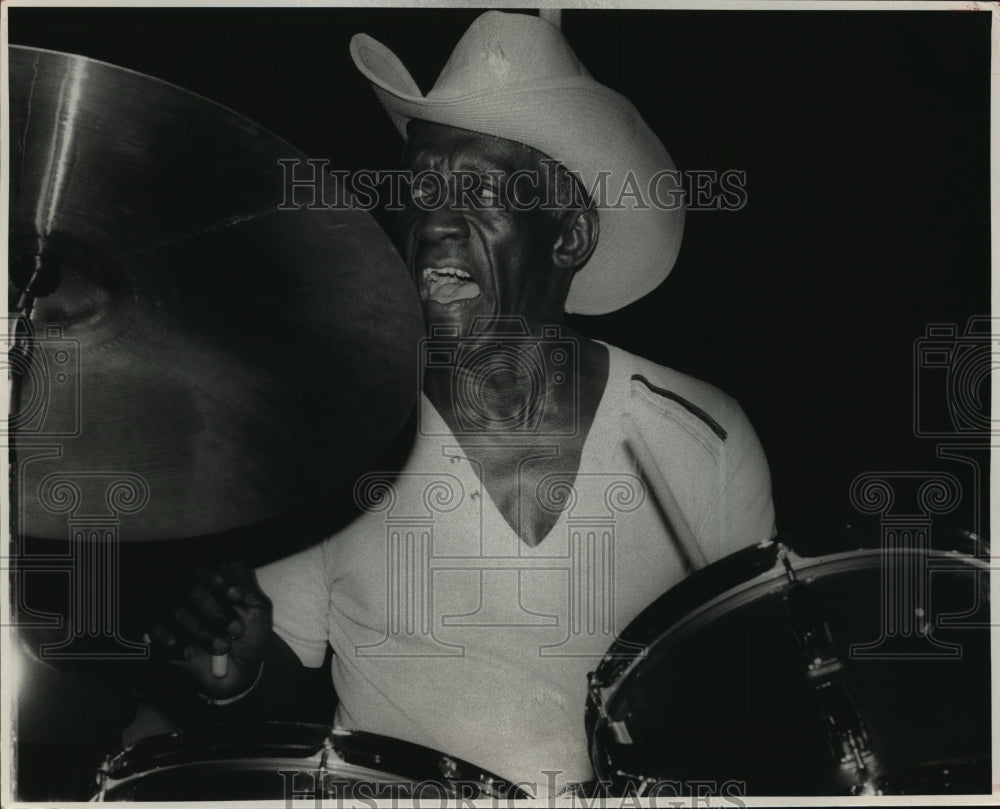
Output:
[9, 6, 991, 542]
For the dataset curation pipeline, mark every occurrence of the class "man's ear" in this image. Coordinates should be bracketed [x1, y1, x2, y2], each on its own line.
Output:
[552, 207, 599, 271]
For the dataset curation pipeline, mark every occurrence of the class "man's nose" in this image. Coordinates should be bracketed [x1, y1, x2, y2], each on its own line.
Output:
[417, 203, 469, 242]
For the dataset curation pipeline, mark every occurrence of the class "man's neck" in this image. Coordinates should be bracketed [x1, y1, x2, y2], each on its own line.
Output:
[423, 331, 608, 442]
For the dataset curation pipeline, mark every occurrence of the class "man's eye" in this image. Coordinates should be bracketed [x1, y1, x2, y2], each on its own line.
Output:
[408, 179, 441, 205]
[474, 185, 499, 206]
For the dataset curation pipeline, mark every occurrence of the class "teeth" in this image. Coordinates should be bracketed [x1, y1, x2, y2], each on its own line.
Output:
[423, 267, 472, 281]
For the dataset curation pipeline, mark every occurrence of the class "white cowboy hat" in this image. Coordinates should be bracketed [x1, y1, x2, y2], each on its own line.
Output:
[350, 10, 685, 316]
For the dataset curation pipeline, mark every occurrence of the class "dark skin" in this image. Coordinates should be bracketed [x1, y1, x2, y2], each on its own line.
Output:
[400, 121, 609, 546]
[148, 121, 610, 698]
[147, 560, 274, 698]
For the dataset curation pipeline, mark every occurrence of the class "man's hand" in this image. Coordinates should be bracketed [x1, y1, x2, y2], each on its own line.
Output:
[147, 560, 272, 700]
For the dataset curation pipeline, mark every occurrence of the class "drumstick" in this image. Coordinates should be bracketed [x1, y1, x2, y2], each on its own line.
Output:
[622, 414, 709, 571]
[212, 652, 229, 678]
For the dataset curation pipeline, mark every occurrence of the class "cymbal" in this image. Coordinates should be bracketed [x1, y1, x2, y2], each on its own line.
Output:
[8, 46, 424, 541]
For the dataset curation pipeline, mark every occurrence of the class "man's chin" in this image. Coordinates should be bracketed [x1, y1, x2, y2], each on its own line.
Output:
[421, 295, 488, 335]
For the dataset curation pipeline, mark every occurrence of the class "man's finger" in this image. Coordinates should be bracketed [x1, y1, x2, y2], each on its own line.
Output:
[194, 566, 246, 603]
[186, 582, 236, 634]
[172, 605, 229, 653]
[225, 616, 246, 640]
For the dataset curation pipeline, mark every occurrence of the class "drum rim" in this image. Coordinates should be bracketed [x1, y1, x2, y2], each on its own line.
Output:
[103, 721, 332, 778]
[99, 722, 528, 798]
[590, 540, 780, 692]
[585, 529, 990, 792]
[591, 529, 988, 691]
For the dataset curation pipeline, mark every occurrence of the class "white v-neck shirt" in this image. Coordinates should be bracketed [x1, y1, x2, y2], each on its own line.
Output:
[257, 343, 775, 795]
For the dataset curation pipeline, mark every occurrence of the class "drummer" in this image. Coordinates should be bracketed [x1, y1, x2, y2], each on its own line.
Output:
[149, 11, 775, 797]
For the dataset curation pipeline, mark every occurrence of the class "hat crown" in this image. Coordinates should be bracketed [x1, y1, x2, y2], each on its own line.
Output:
[428, 11, 590, 99]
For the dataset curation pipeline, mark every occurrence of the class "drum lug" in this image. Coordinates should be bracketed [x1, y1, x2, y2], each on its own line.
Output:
[93, 758, 111, 802]
[477, 773, 497, 796]
[439, 755, 459, 780]
[589, 672, 633, 745]
[614, 770, 655, 796]
[588, 671, 610, 722]
[608, 721, 634, 745]
[318, 736, 333, 773]
[778, 545, 798, 583]
[308, 735, 334, 798]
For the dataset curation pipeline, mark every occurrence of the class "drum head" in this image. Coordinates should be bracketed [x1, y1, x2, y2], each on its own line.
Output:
[96, 722, 526, 801]
[588, 538, 990, 796]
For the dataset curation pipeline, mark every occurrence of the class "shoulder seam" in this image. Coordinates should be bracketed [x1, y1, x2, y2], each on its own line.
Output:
[630, 373, 728, 441]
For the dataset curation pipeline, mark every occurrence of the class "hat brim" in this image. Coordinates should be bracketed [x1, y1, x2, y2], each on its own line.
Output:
[351, 34, 685, 316]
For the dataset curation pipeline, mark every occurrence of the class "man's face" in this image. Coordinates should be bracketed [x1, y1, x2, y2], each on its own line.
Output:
[398, 121, 561, 336]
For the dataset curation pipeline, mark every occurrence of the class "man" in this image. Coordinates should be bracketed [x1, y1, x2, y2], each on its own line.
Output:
[149, 11, 775, 796]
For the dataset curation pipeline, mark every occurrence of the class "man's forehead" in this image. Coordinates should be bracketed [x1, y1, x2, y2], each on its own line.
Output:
[403, 120, 542, 173]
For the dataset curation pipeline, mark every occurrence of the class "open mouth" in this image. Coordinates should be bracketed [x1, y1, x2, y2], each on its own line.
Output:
[422, 267, 482, 305]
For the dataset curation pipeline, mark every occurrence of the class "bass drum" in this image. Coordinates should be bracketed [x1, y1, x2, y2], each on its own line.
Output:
[586, 530, 990, 796]
[93, 723, 527, 801]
